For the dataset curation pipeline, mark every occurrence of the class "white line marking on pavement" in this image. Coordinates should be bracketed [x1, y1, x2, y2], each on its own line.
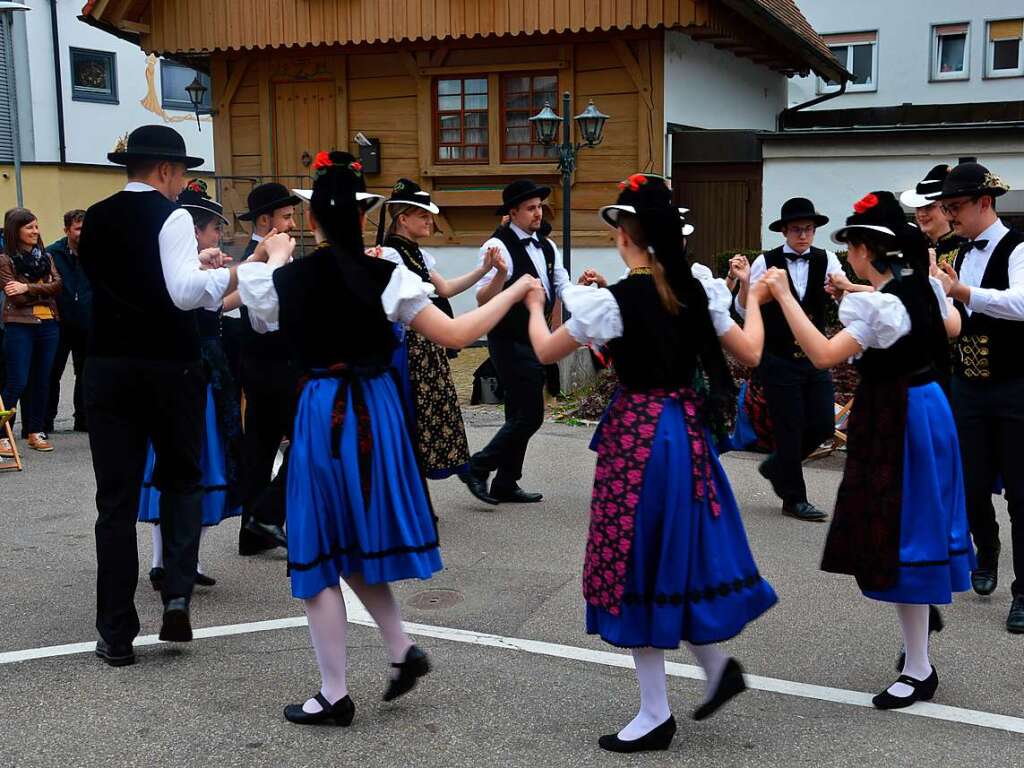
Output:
[2, 588, 1022, 737]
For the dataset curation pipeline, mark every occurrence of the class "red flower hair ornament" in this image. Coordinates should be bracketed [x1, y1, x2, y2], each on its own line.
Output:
[619, 173, 649, 192]
[853, 193, 879, 214]
[312, 151, 363, 178]
[186, 178, 208, 196]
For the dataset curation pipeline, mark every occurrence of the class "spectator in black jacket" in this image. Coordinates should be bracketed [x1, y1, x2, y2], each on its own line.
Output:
[44, 209, 90, 432]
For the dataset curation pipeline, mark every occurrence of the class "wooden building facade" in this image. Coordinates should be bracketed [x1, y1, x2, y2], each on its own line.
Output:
[83, 0, 843, 253]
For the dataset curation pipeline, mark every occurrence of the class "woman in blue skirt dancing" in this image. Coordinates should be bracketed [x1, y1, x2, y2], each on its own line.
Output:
[525, 173, 778, 753]
[237, 151, 538, 726]
[762, 191, 971, 710]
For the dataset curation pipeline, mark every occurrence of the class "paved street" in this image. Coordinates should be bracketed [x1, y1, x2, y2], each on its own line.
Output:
[1, 394, 1022, 767]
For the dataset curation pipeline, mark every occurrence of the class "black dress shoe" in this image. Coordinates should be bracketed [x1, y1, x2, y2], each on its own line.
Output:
[149, 567, 165, 592]
[598, 715, 677, 753]
[458, 471, 499, 505]
[972, 568, 998, 596]
[490, 484, 544, 504]
[1007, 595, 1024, 634]
[383, 645, 431, 702]
[896, 605, 944, 671]
[159, 597, 193, 643]
[872, 666, 938, 710]
[284, 693, 355, 726]
[244, 519, 287, 549]
[238, 529, 278, 557]
[195, 572, 217, 587]
[782, 501, 827, 522]
[693, 658, 747, 720]
[95, 639, 135, 667]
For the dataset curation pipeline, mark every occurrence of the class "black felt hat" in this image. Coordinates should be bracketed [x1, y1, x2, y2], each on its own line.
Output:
[495, 179, 551, 215]
[108, 125, 204, 168]
[926, 161, 1011, 201]
[385, 178, 440, 214]
[900, 164, 951, 208]
[768, 197, 829, 232]
[831, 191, 908, 249]
[177, 179, 228, 225]
[239, 182, 303, 222]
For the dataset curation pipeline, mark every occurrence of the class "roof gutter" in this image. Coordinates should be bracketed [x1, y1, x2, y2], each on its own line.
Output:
[777, 78, 848, 131]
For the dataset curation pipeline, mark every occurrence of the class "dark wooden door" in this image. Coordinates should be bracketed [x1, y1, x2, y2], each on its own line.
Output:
[671, 163, 762, 266]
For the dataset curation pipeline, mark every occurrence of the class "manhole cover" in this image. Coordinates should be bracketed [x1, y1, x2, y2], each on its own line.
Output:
[406, 588, 463, 610]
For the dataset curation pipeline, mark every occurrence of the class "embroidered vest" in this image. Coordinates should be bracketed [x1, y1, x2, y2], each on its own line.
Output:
[759, 245, 828, 360]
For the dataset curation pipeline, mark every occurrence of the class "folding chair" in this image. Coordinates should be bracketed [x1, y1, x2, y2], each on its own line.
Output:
[808, 398, 854, 460]
[0, 395, 24, 472]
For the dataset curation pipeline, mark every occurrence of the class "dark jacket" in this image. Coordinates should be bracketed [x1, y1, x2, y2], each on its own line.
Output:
[47, 237, 92, 332]
[0, 251, 62, 325]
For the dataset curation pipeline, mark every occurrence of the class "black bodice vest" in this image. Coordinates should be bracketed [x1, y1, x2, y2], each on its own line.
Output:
[854, 278, 945, 383]
[760, 245, 828, 360]
[272, 244, 399, 370]
[488, 225, 555, 343]
[606, 274, 698, 391]
[952, 228, 1024, 381]
[383, 234, 453, 317]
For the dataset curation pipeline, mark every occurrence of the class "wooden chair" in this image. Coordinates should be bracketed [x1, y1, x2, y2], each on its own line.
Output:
[808, 398, 854, 460]
[0, 395, 24, 472]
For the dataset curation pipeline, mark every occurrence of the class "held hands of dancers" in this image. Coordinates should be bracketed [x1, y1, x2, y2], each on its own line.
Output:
[746, 279, 772, 306]
[524, 280, 547, 312]
[937, 261, 967, 302]
[577, 268, 608, 288]
[251, 231, 296, 268]
[198, 248, 232, 270]
[481, 246, 507, 276]
[728, 255, 750, 285]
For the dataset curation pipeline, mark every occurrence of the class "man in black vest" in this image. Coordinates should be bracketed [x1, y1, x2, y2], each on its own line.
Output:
[462, 180, 569, 505]
[79, 125, 244, 665]
[235, 183, 300, 555]
[734, 198, 843, 522]
[933, 162, 1024, 633]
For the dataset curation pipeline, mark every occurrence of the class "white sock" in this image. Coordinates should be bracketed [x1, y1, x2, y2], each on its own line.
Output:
[197, 527, 209, 575]
[302, 587, 349, 713]
[685, 642, 729, 704]
[617, 648, 672, 741]
[890, 604, 931, 697]
[151, 525, 164, 569]
[346, 573, 413, 673]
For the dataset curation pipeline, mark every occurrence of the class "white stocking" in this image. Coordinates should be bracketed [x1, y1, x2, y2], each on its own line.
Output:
[617, 648, 671, 741]
[345, 573, 413, 669]
[151, 525, 164, 569]
[890, 604, 930, 697]
[197, 527, 209, 575]
[685, 642, 729, 704]
[302, 587, 349, 713]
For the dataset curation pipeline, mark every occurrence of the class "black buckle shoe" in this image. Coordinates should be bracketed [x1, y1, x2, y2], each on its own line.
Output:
[972, 567, 998, 596]
[383, 645, 431, 702]
[159, 597, 193, 643]
[195, 572, 217, 587]
[1007, 595, 1024, 634]
[598, 715, 677, 753]
[782, 501, 828, 522]
[244, 519, 287, 549]
[95, 639, 135, 667]
[284, 693, 355, 726]
[149, 567, 165, 592]
[693, 658, 747, 720]
[896, 605, 944, 671]
[458, 471, 499, 505]
[872, 667, 938, 710]
[490, 484, 544, 504]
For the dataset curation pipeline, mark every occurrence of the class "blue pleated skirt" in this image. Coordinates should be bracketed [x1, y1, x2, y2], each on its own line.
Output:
[286, 371, 442, 600]
[586, 399, 778, 648]
[861, 382, 974, 604]
[138, 384, 241, 527]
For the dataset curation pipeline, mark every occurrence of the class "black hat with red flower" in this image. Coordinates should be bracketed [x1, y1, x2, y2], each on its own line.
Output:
[831, 191, 909, 248]
[598, 173, 674, 226]
[177, 179, 228, 225]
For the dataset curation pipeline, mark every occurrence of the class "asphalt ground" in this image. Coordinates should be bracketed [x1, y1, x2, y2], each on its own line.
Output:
[1, 388, 1022, 767]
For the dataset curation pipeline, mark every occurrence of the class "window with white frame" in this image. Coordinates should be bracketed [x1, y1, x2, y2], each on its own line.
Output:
[987, 19, 1024, 78]
[819, 32, 878, 93]
[932, 23, 970, 80]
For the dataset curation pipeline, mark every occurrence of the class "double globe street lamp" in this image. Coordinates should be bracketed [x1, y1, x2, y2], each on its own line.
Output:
[529, 93, 609, 277]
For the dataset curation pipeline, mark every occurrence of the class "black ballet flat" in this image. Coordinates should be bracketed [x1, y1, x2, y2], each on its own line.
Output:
[195, 572, 217, 587]
[284, 693, 355, 726]
[896, 605, 944, 671]
[693, 658, 747, 721]
[872, 667, 938, 710]
[149, 567, 165, 592]
[383, 645, 431, 702]
[598, 715, 677, 753]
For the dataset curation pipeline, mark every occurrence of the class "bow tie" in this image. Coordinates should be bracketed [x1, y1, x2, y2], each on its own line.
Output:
[961, 239, 989, 255]
[520, 237, 541, 248]
[786, 252, 810, 261]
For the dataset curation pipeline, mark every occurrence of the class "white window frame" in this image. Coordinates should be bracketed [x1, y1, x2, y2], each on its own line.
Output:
[817, 33, 878, 94]
[930, 23, 970, 82]
[986, 18, 1024, 79]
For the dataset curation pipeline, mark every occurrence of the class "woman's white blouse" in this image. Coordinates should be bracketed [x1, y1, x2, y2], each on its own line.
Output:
[562, 271, 736, 347]
[839, 276, 950, 351]
[236, 260, 434, 329]
[378, 246, 438, 273]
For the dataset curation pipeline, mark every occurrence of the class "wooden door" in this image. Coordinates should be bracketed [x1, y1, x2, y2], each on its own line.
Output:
[272, 80, 338, 183]
[671, 163, 762, 267]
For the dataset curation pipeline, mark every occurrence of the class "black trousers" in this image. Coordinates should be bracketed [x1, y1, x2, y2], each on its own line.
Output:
[471, 336, 546, 490]
[238, 355, 298, 540]
[757, 353, 835, 505]
[42, 323, 89, 433]
[85, 356, 205, 646]
[952, 376, 1024, 595]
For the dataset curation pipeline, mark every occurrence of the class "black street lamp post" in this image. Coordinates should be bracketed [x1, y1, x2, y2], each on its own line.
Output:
[185, 75, 209, 131]
[529, 92, 608, 277]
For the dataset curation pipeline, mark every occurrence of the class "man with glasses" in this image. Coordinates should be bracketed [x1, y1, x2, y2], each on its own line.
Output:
[931, 162, 1024, 634]
[900, 164, 965, 267]
[733, 198, 844, 522]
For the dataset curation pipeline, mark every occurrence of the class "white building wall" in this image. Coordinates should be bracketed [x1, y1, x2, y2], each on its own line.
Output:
[788, 0, 1024, 108]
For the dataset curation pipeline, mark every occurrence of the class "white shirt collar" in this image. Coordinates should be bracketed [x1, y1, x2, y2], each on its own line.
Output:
[251, 233, 265, 243]
[975, 219, 1009, 249]
[782, 243, 812, 257]
[509, 222, 539, 243]
[124, 181, 159, 194]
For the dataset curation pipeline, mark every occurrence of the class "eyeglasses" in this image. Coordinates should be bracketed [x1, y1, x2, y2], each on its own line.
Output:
[939, 198, 978, 216]
[786, 225, 816, 236]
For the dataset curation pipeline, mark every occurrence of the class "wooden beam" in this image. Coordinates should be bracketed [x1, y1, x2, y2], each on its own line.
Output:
[89, 0, 113, 19]
[610, 39, 654, 112]
[108, 0, 134, 26]
[418, 60, 569, 76]
[217, 58, 250, 112]
[429, 47, 450, 67]
[117, 20, 151, 35]
[398, 51, 419, 80]
[422, 163, 561, 178]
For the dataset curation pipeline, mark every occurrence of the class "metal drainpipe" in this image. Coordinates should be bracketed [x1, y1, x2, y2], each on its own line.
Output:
[49, 0, 66, 163]
[777, 78, 848, 132]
